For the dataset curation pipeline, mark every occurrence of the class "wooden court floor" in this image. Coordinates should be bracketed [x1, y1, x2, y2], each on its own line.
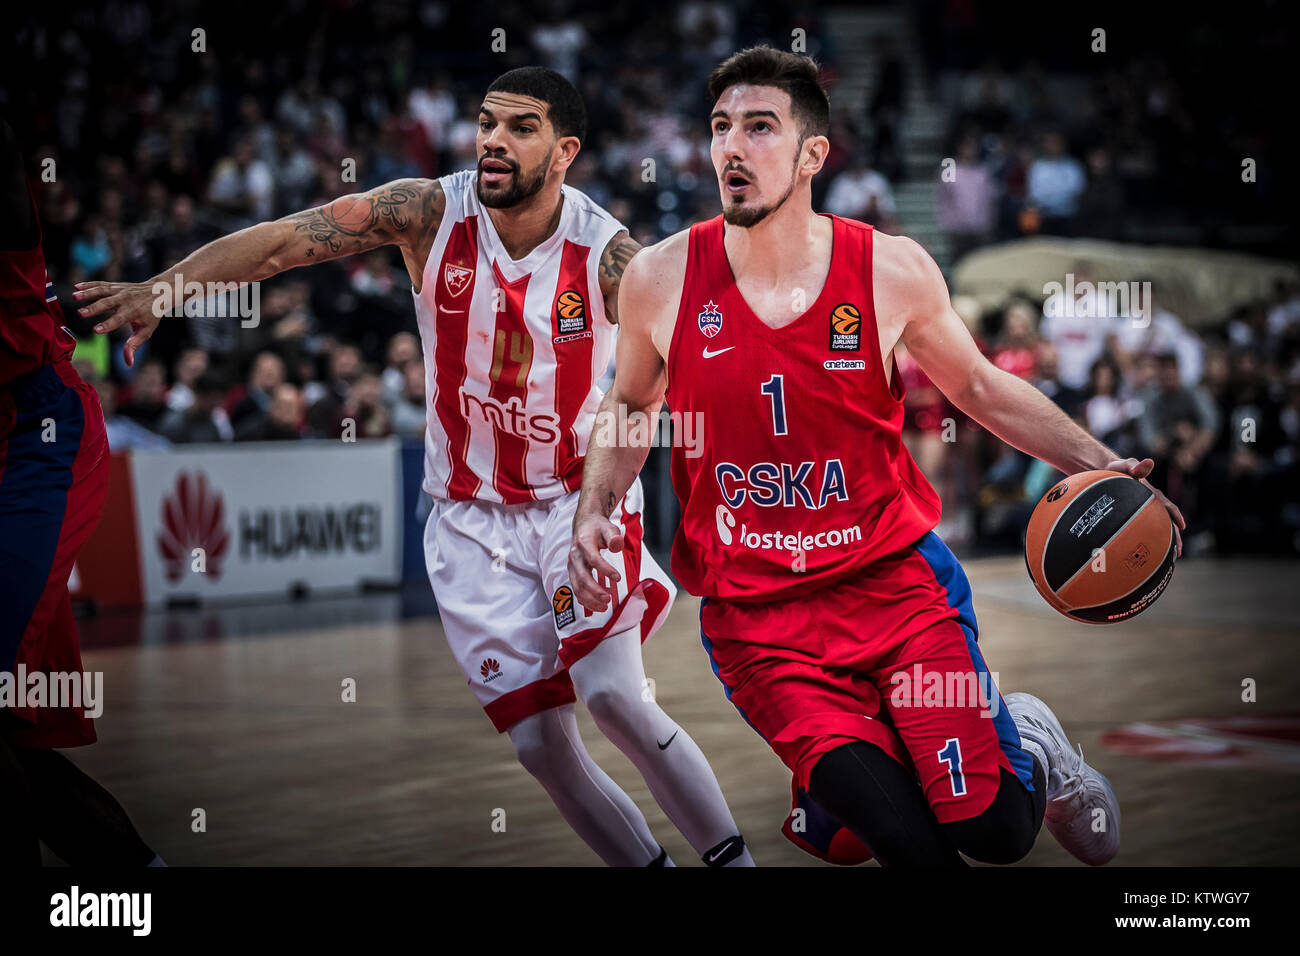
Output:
[65, 556, 1300, 866]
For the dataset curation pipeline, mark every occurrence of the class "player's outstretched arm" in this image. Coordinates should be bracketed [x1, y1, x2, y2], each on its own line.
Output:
[569, 238, 676, 612]
[886, 232, 1184, 555]
[76, 178, 445, 365]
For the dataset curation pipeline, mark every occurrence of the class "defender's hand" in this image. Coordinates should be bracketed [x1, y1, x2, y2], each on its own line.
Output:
[75, 281, 166, 367]
[568, 513, 625, 613]
[1103, 457, 1185, 558]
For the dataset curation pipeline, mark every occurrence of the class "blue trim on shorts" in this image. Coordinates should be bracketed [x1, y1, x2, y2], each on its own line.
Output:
[697, 597, 762, 738]
[913, 530, 1036, 790]
[0, 365, 84, 671]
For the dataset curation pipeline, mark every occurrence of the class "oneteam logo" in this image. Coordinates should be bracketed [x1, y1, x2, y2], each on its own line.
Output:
[158, 471, 230, 582]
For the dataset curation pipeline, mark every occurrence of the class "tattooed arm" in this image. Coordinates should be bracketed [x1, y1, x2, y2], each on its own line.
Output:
[76, 178, 444, 364]
[597, 230, 641, 325]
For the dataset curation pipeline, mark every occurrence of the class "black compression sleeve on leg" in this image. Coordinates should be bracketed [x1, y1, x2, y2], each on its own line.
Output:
[0, 117, 37, 251]
[13, 746, 156, 866]
[808, 741, 965, 867]
[942, 759, 1047, 865]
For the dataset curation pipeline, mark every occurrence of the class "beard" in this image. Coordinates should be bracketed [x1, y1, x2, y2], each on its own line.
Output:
[721, 164, 798, 228]
[476, 153, 550, 208]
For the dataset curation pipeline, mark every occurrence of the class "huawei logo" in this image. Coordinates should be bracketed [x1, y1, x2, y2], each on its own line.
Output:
[480, 658, 502, 682]
[158, 471, 230, 582]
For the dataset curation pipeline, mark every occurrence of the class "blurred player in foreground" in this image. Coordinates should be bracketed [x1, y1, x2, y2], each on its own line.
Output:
[0, 115, 161, 866]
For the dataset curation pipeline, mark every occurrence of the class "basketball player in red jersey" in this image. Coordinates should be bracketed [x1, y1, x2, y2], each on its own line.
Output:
[570, 48, 1185, 866]
[0, 116, 162, 865]
[78, 69, 752, 867]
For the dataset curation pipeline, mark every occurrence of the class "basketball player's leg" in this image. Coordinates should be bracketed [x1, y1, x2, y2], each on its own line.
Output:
[425, 497, 668, 866]
[567, 627, 753, 866]
[545, 480, 752, 866]
[1, 370, 161, 865]
[876, 534, 1046, 864]
[504, 703, 668, 866]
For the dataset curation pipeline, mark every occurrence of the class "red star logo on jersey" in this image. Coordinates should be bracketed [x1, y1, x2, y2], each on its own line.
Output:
[444, 263, 474, 297]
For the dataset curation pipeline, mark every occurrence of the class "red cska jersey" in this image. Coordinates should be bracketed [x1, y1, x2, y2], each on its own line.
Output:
[0, 187, 75, 390]
[663, 213, 941, 602]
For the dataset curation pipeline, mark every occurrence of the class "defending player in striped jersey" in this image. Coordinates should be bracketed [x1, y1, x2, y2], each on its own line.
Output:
[78, 68, 752, 867]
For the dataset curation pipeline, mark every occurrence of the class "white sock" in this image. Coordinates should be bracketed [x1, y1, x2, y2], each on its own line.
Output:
[570, 629, 755, 865]
[508, 706, 663, 866]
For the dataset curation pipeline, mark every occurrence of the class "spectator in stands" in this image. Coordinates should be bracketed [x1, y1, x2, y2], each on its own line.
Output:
[388, 360, 427, 438]
[1037, 261, 1114, 413]
[307, 344, 364, 438]
[95, 378, 171, 451]
[824, 152, 897, 232]
[117, 359, 170, 433]
[339, 372, 393, 440]
[1136, 351, 1218, 517]
[1074, 146, 1125, 240]
[989, 300, 1040, 381]
[381, 331, 421, 405]
[206, 137, 273, 227]
[166, 346, 209, 413]
[1109, 281, 1204, 388]
[1083, 355, 1139, 457]
[158, 371, 233, 444]
[235, 383, 306, 442]
[1026, 131, 1086, 236]
[227, 351, 287, 432]
[935, 134, 995, 261]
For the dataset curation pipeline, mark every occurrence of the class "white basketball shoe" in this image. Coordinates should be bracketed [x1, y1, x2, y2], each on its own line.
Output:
[1005, 692, 1121, 865]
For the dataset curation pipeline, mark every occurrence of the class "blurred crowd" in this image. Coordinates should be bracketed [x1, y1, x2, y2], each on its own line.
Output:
[5, 0, 1297, 556]
[900, 274, 1300, 557]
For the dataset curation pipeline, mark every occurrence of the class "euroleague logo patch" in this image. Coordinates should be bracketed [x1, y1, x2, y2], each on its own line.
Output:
[553, 585, 576, 627]
[1046, 482, 1069, 502]
[828, 302, 861, 352]
[554, 289, 590, 342]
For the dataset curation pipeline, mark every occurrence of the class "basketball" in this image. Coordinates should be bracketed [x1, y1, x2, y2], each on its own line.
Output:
[1024, 470, 1176, 624]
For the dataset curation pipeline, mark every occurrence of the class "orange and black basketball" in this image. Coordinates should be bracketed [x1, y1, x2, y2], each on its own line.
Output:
[831, 303, 860, 335]
[556, 290, 585, 321]
[1024, 470, 1176, 624]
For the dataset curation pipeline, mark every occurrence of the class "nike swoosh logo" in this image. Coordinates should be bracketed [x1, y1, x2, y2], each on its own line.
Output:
[702, 346, 735, 358]
[707, 839, 736, 863]
[657, 731, 679, 750]
[438, 304, 465, 314]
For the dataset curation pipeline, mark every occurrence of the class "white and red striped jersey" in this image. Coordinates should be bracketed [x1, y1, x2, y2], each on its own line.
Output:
[413, 169, 625, 503]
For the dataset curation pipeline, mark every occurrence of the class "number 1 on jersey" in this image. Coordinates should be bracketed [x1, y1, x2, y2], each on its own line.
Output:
[760, 374, 788, 436]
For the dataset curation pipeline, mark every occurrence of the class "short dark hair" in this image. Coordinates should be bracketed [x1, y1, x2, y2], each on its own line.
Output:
[708, 45, 830, 141]
[486, 67, 587, 144]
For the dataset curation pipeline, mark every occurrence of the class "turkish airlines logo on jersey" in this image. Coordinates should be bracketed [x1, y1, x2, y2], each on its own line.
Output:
[553, 585, 577, 628]
[698, 301, 723, 338]
[444, 263, 474, 297]
[157, 471, 230, 582]
[554, 289, 590, 341]
[480, 658, 502, 682]
[829, 302, 861, 352]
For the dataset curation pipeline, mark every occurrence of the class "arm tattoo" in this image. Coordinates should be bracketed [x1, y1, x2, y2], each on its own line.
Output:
[598, 232, 642, 324]
[290, 180, 442, 259]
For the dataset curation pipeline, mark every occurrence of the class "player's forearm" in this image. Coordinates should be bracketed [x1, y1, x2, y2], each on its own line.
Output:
[149, 220, 296, 292]
[574, 389, 657, 521]
[959, 364, 1118, 474]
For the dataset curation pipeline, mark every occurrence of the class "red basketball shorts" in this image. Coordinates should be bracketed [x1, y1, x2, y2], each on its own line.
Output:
[700, 529, 1037, 826]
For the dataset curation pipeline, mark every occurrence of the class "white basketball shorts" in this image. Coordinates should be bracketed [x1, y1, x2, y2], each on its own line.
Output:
[423, 478, 675, 732]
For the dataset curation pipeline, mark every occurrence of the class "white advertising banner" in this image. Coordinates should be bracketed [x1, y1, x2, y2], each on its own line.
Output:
[129, 440, 402, 605]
